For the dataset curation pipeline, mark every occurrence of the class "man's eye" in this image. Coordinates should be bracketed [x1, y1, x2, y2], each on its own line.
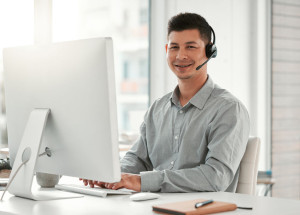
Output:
[187, 46, 196, 49]
[170, 46, 178, 50]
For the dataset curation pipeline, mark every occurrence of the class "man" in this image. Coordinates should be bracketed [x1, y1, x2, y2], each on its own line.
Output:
[82, 12, 250, 192]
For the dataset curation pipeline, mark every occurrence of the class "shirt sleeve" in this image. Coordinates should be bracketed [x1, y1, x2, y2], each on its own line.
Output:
[120, 114, 153, 174]
[140, 101, 250, 192]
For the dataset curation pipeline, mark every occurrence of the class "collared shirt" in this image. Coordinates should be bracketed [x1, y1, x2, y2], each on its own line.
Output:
[120, 76, 250, 192]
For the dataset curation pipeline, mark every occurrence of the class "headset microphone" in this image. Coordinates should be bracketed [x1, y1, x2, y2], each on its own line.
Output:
[196, 50, 216, 70]
[196, 26, 217, 71]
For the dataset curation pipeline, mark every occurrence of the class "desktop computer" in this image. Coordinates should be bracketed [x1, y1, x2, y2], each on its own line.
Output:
[3, 37, 121, 200]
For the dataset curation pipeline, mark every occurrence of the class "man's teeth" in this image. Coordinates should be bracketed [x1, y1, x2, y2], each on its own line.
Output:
[177, 65, 190, 68]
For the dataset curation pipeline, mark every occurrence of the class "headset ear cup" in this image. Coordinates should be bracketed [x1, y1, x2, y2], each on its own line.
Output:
[206, 44, 217, 58]
[211, 44, 217, 58]
[205, 44, 213, 58]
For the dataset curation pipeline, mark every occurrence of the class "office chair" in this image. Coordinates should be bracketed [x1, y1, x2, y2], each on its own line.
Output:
[236, 137, 261, 195]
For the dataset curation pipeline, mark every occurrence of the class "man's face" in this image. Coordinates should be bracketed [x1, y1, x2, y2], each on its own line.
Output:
[166, 29, 207, 80]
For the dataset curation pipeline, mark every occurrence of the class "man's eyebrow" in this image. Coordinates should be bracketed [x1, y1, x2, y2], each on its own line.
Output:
[186, 41, 198, 45]
[169, 41, 198, 45]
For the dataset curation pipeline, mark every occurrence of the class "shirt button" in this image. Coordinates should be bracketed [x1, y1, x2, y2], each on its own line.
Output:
[174, 136, 178, 140]
[179, 110, 183, 114]
[171, 161, 174, 165]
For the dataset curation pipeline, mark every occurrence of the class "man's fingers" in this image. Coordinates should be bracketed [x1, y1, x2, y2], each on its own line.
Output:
[80, 179, 88, 186]
[94, 181, 106, 188]
[105, 183, 116, 189]
[104, 181, 124, 190]
[88, 180, 95, 188]
[111, 182, 123, 190]
[79, 178, 123, 189]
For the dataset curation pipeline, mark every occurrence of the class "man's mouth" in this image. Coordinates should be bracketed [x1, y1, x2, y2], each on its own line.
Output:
[175, 63, 193, 68]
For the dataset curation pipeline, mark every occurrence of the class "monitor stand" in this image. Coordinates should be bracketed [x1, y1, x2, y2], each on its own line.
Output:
[7, 109, 82, 200]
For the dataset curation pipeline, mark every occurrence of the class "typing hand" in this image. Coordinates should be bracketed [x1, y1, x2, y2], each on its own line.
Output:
[79, 178, 105, 188]
[103, 173, 141, 192]
[79, 173, 141, 192]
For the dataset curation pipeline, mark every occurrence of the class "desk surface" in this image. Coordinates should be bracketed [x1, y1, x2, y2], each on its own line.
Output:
[1, 189, 300, 215]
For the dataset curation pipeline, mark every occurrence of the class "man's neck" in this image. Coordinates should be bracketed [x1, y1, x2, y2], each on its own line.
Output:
[177, 73, 208, 106]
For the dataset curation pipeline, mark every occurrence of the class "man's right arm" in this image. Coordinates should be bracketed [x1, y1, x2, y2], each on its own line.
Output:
[120, 120, 153, 174]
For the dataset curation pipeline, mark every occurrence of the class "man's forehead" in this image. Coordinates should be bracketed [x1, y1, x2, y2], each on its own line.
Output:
[167, 29, 204, 43]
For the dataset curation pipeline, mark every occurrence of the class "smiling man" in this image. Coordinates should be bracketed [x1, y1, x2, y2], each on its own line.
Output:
[83, 12, 250, 193]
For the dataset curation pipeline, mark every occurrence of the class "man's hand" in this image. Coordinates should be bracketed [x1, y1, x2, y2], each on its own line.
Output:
[79, 178, 103, 188]
[80, 173, 141, 192]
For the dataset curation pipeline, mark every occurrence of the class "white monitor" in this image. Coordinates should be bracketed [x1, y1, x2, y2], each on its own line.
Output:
[3, 37, 121, 200]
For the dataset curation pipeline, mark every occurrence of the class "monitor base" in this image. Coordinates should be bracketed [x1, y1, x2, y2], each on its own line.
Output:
[28, 188, 83, 201]
[7, 109, 82, 201]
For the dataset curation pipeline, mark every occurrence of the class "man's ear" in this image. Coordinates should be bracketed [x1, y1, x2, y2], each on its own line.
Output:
[165, 44, 168, 53]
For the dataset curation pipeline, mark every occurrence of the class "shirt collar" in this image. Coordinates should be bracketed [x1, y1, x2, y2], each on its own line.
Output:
[170, 86, 181, 107]
[169, 75, 215, 110]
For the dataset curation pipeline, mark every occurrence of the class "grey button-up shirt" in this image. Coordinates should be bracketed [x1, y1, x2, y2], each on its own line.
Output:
[120, 76, 250, 192]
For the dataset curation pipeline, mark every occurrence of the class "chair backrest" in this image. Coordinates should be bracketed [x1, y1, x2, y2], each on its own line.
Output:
[236, 137, 261, 195]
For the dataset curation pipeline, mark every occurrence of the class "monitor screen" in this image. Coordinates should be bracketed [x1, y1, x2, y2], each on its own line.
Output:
[3, 37, 121, 183]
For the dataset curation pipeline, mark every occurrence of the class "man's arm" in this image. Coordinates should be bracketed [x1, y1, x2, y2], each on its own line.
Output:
[120, 119, 153, 174]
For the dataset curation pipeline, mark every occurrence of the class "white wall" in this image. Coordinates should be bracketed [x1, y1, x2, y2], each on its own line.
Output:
[150, 0, 271, 170]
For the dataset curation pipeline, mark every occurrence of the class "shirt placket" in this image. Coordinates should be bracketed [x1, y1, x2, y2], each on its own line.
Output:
[173, 109, 185, 153]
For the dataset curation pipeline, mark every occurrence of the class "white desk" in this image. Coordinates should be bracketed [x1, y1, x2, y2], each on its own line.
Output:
[1, 189, 300, 215]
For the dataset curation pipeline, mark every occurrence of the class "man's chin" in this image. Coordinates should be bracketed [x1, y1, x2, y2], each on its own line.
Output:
[177, 74, 193, 80]
[171, 68, 195, 80]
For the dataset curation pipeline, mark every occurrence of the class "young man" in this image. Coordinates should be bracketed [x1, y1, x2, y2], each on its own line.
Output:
[82, 12, 250, 192]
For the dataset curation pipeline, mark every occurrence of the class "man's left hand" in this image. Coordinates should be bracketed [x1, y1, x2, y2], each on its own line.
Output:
[94, 173, 141, 192]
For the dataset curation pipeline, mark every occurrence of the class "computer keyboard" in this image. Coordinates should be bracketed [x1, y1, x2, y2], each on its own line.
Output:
[55, 184, 134, 198]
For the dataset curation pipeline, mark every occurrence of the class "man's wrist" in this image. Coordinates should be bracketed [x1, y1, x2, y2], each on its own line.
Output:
[140, 170, 163, 192]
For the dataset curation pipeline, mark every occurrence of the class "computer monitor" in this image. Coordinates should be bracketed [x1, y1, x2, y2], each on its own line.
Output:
[3, 37, 121, 200]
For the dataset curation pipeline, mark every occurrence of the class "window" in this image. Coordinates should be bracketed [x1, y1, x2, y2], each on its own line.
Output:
[52, 0, 149, 134]
[140, 8, 148, 25]
[0, 0, 149, 148]
[0, 0, 34, 148]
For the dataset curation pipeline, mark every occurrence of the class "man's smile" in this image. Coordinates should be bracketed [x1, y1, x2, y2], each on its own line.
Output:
[175, 63, 193, 68]
[174, 62, 194, 71]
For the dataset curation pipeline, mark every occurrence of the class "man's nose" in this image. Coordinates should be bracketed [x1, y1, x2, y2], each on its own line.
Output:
[176, 48, 188, 60]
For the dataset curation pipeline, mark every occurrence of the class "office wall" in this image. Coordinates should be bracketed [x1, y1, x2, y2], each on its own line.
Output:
[272, 0, 300, 199]
[150, 0, 271, 170]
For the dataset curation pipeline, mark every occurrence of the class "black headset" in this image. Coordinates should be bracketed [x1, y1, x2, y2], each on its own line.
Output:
[196, 26, 217, 70]
[206, 26, 217, 58]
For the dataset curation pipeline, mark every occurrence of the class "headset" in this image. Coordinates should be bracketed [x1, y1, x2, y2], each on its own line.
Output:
[196, 26, 217, 71]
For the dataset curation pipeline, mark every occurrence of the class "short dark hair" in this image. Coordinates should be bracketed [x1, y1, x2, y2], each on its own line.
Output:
[167, 13, 211, 45]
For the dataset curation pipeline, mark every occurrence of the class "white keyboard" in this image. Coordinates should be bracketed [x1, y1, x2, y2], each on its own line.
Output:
[55, 184, 134, 198]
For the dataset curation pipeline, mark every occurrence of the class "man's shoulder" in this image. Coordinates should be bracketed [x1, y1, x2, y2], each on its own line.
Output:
[146, 92, 173, 116]
[141, 92, 172, 122]
[208, 85, 249, 123]
[210, 84, 245, 108]
[151, 92, 173, 106]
